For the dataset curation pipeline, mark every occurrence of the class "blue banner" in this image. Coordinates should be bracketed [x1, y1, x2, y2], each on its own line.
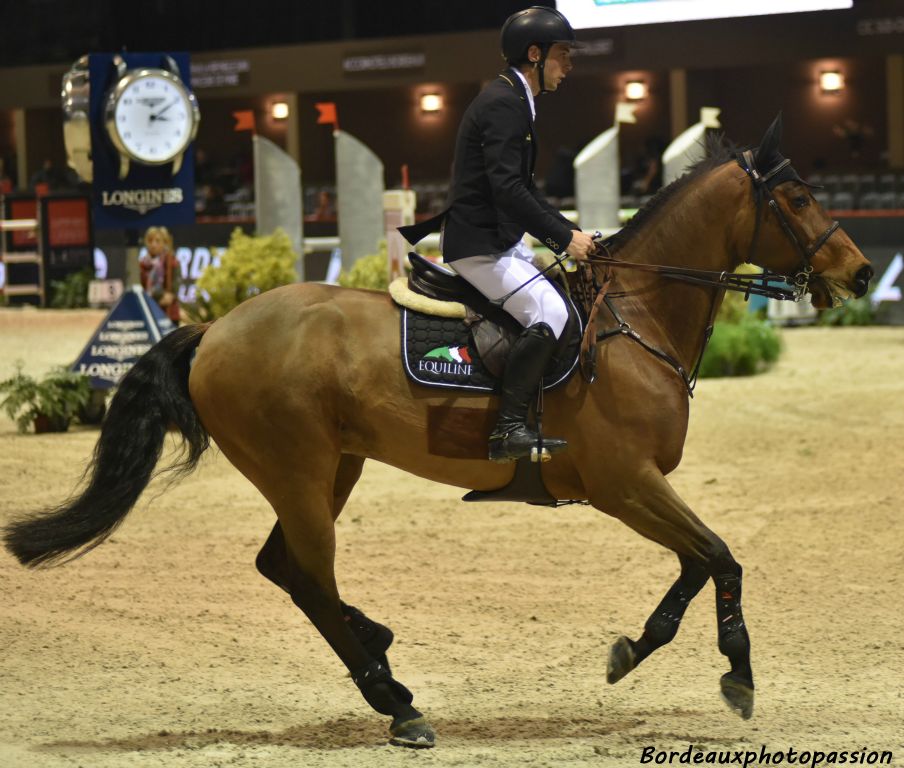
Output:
[89, 52, 196, 230]
[71, 287, 174, 389]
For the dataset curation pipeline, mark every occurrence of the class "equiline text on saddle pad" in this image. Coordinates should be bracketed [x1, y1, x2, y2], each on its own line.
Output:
[400, 306, 581, 393]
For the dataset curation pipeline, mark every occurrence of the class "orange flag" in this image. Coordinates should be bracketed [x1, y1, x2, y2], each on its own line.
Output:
[233, 110, 256, 132]
[315, 102, 339, 130]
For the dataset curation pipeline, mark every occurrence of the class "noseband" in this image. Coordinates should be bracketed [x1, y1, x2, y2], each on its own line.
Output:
[736, 149, 840, 299]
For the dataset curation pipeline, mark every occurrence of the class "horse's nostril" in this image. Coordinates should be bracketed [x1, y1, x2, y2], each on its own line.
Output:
[852, 265, 873, 298]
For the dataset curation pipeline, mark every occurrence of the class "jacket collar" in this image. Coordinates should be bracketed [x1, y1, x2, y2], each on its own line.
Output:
[509, 67, 536, 120]
[498, 68, 535, 120]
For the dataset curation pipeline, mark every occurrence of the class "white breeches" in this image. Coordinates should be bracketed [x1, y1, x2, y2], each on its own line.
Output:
[451, 242, 569, 339]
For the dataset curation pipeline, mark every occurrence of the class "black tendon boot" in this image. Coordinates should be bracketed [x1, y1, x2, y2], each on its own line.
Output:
[488, 322, 567, 463]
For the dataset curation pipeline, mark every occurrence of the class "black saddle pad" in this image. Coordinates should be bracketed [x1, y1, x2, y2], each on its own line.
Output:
[400, 302, 582, 393]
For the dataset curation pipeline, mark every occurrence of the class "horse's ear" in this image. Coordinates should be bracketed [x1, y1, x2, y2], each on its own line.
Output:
[755, 113, 783, 166]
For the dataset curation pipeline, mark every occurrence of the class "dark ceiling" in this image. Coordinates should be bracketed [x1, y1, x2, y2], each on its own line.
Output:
[0, 0, 538, 68]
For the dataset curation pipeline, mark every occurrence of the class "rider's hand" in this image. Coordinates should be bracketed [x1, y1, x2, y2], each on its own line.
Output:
[565, 230, 595, 261]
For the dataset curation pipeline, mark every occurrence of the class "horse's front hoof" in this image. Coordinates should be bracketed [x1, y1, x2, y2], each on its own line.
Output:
[607, 635, 636, 684]
[389, 716, 435, 748]
[720, 672, 754, 720]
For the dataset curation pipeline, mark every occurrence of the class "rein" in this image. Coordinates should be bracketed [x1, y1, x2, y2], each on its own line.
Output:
[581, 152, 842, 396]
[585, 245, 800, 302]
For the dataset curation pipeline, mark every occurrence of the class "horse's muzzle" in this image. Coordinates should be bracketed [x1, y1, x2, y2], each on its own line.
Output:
[852, 265, 873, 298]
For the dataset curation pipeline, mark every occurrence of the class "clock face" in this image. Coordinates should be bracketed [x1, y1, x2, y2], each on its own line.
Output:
[109, 71, 197, 164]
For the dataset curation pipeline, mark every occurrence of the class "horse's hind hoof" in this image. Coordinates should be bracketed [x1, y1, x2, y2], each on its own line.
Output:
[389, 716, 435, 749]
[720, 672, 754, 720]
[607, 635, 636, 684]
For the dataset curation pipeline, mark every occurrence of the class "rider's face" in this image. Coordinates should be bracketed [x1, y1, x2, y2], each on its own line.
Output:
[537, 43, 574, 91]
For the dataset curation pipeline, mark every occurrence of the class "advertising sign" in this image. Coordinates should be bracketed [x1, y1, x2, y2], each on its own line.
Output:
[40, 195, 94, 304]
[71, 287, 174, 389]
[558, 0, 853, 28]
[88, 52, 196, 230]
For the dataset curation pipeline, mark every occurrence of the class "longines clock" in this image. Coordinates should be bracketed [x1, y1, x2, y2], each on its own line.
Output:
[104, 54, 200, 179]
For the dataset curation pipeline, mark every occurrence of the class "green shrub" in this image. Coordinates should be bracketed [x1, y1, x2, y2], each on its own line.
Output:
[699, 315, 782, 378]
[50, 267, 93, 308]
[0, 362, 92, 433]
[339, 241, 389, 291]
[817, 295, 876, 326]
[190, 228, 298, 320]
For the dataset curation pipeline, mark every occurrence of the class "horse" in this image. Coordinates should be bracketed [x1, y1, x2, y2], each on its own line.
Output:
[2, 116, 872, 749]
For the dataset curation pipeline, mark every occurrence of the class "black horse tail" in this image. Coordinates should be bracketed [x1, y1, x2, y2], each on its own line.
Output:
[3, 323, 212, 568]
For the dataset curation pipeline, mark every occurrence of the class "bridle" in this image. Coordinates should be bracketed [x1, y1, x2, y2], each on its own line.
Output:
[735, 149, 840, 300]
[571, 151, 843, 395]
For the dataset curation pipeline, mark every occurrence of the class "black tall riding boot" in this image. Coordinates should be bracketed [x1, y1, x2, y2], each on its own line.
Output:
[488, 322, 568, 463]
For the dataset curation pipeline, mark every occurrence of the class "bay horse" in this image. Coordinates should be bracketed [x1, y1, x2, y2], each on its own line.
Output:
[3, 117, 872, 748]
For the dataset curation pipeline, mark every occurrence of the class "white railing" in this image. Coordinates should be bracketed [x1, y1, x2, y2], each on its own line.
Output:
[0, 217, 43, 303]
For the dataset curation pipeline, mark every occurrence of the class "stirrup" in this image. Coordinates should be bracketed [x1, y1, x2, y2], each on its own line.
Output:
[488, 426, 566, 464]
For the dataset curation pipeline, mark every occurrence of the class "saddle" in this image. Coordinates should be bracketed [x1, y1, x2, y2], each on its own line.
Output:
[401, 252, 580, 381]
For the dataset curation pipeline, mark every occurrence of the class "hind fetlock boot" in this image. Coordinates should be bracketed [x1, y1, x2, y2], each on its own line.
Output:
[488, 323, 568, 463]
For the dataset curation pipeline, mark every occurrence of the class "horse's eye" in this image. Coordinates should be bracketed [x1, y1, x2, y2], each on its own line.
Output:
[792, 195, 810, 209]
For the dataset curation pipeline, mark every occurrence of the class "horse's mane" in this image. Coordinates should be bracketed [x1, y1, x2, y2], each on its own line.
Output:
[606, 132, 739, 255]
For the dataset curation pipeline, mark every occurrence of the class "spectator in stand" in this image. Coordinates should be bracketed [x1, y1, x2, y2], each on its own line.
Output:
[197, 183, 228, 217]
[140, 226, 182, 325]
[311, 189, 336, 221]
[28, 158, 66, 193]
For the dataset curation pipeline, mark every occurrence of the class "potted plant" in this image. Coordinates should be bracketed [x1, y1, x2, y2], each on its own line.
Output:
[0, 362, 92, 434]
[188, 227, 298, 321]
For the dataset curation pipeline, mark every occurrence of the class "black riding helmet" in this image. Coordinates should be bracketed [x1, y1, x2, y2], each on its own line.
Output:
[500, 5, 577, 94]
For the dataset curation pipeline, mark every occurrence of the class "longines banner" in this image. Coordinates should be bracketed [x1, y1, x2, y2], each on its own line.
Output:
[88, 52, 196, 230]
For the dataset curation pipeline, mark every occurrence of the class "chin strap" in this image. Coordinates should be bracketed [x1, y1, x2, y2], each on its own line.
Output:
[535, 46, 550, 94]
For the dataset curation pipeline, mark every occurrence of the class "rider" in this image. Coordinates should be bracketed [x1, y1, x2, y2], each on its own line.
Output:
[401, 6, 595, 462]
